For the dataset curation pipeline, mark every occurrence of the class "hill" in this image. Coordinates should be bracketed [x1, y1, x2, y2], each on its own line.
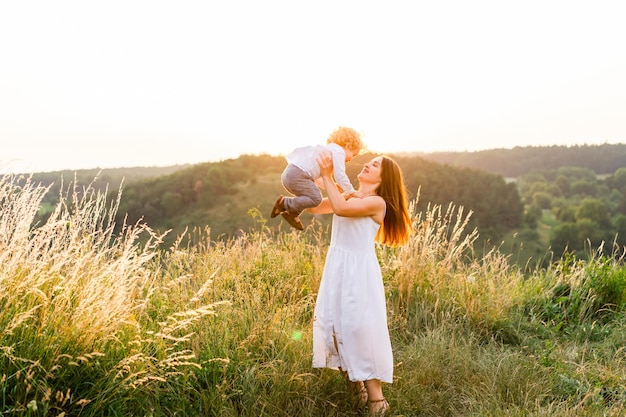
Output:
[107, 152, 522, 247]
[418, 143, 626, 177]
[26, 164, 191, 192]
[20, 164, 191, 225]
[22, 143, 626, 262]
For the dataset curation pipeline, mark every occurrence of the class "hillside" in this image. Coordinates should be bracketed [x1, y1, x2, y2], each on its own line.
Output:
[419, 143, 626, 177]
[21, 164, 191, 223]
[27, 164, 191, 191]
[106, 152, 522, 247]
[21, 143, 626, 264]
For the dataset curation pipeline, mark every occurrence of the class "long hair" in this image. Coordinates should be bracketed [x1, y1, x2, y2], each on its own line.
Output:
[375, 156, 412, 247]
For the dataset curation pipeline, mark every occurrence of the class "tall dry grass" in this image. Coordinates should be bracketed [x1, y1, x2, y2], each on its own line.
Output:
[2, 174, 626, 416]
[0, 175, 216, 415]
[380, 198, 524, 345]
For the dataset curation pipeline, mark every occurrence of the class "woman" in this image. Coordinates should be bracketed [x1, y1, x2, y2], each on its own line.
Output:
[307, 153, 412, 416]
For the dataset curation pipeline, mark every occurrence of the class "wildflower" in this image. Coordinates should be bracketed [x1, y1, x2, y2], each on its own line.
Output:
[27, 400, 37, 411]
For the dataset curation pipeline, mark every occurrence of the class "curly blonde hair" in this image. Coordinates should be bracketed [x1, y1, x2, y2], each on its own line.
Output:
[326, 126, 364, 152]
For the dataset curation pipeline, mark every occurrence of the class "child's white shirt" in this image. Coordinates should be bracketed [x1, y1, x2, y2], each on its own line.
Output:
[286, 143, 355, 194]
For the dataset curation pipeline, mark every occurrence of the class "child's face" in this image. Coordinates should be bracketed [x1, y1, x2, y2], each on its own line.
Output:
[344, 147, 360, 162]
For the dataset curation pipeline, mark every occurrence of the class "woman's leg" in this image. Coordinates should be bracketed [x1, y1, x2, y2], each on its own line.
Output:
[365, 379, 389, 415]
[351, 380, 367, 406]
[334, 334, 367, 406]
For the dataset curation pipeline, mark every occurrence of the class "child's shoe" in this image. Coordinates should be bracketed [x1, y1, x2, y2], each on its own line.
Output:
[281, 211, 304, 231]
[271, 196, 285, 218]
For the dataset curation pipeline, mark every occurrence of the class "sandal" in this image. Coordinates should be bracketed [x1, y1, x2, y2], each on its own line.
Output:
[368, 398, 389, 416]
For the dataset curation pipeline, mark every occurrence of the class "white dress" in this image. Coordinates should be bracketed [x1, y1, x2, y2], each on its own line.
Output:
[312, 214, 394, 383]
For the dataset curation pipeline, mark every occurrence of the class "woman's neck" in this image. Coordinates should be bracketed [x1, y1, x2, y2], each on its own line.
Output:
[360, 184, 378, 197]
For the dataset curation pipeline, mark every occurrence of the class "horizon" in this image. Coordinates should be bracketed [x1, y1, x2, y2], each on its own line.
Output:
[2, 1, 625, 174]
[5, 141, 624, 175]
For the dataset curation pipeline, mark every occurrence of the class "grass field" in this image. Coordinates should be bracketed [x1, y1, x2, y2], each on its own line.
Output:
[2, 175, 626, 416]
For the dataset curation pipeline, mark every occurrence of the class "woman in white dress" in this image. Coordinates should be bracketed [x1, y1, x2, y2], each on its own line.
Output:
[307, 153, 412, 416]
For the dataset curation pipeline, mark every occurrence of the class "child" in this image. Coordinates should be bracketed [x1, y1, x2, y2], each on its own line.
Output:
[271, 126, 364, 230]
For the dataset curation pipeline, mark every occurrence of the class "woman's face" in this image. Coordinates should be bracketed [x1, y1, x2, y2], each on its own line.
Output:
[357, 156, 383, 185]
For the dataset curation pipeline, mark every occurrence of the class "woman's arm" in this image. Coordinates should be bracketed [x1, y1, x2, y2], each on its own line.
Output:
[306, 192, 358, 215]
[306, 197, 333, 214]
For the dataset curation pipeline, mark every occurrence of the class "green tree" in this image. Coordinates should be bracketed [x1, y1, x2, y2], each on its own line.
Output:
[576, 198, 611, 230]
[556, 166, 596, 182]
[551, 198, 576, 223]
[524, 204, 542, 228]
[576, 218, 605, 249]
[554, 175, 571, 196]
[550, 222, 579, 256]
[160, 191, 182, 216]
[571, 179, 597, 197]
[610, 167, 626, 191]
[614, 214, 626, 248]
[532, 191, 551, 209]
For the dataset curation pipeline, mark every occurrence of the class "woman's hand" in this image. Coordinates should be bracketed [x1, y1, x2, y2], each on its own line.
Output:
[316, 151, 334, 178]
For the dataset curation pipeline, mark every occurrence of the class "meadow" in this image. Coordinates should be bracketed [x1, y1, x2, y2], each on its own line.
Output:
[2, 174, 626, 416]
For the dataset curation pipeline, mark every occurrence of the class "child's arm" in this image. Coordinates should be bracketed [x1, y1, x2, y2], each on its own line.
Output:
[330, 151, 355, 194]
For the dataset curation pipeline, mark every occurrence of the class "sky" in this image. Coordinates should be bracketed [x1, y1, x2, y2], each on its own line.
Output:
[1, 1, 625, 174]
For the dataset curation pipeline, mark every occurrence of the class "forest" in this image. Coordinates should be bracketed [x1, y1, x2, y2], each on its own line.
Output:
[22, 143, 626, 266]
[420, 142, 626, 177]
[25, 153, 521, 249]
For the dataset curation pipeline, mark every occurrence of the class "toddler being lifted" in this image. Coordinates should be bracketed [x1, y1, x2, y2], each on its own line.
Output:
[271, 126, 364, 230]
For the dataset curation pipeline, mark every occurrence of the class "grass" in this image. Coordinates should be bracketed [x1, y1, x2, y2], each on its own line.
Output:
[2, 174, 626, 416]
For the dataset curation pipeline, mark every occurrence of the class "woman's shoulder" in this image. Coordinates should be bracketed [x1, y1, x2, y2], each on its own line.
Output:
[363, 194, 385, 204]
[348, 194, 384, 204]
[363, 195, 386, 222]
